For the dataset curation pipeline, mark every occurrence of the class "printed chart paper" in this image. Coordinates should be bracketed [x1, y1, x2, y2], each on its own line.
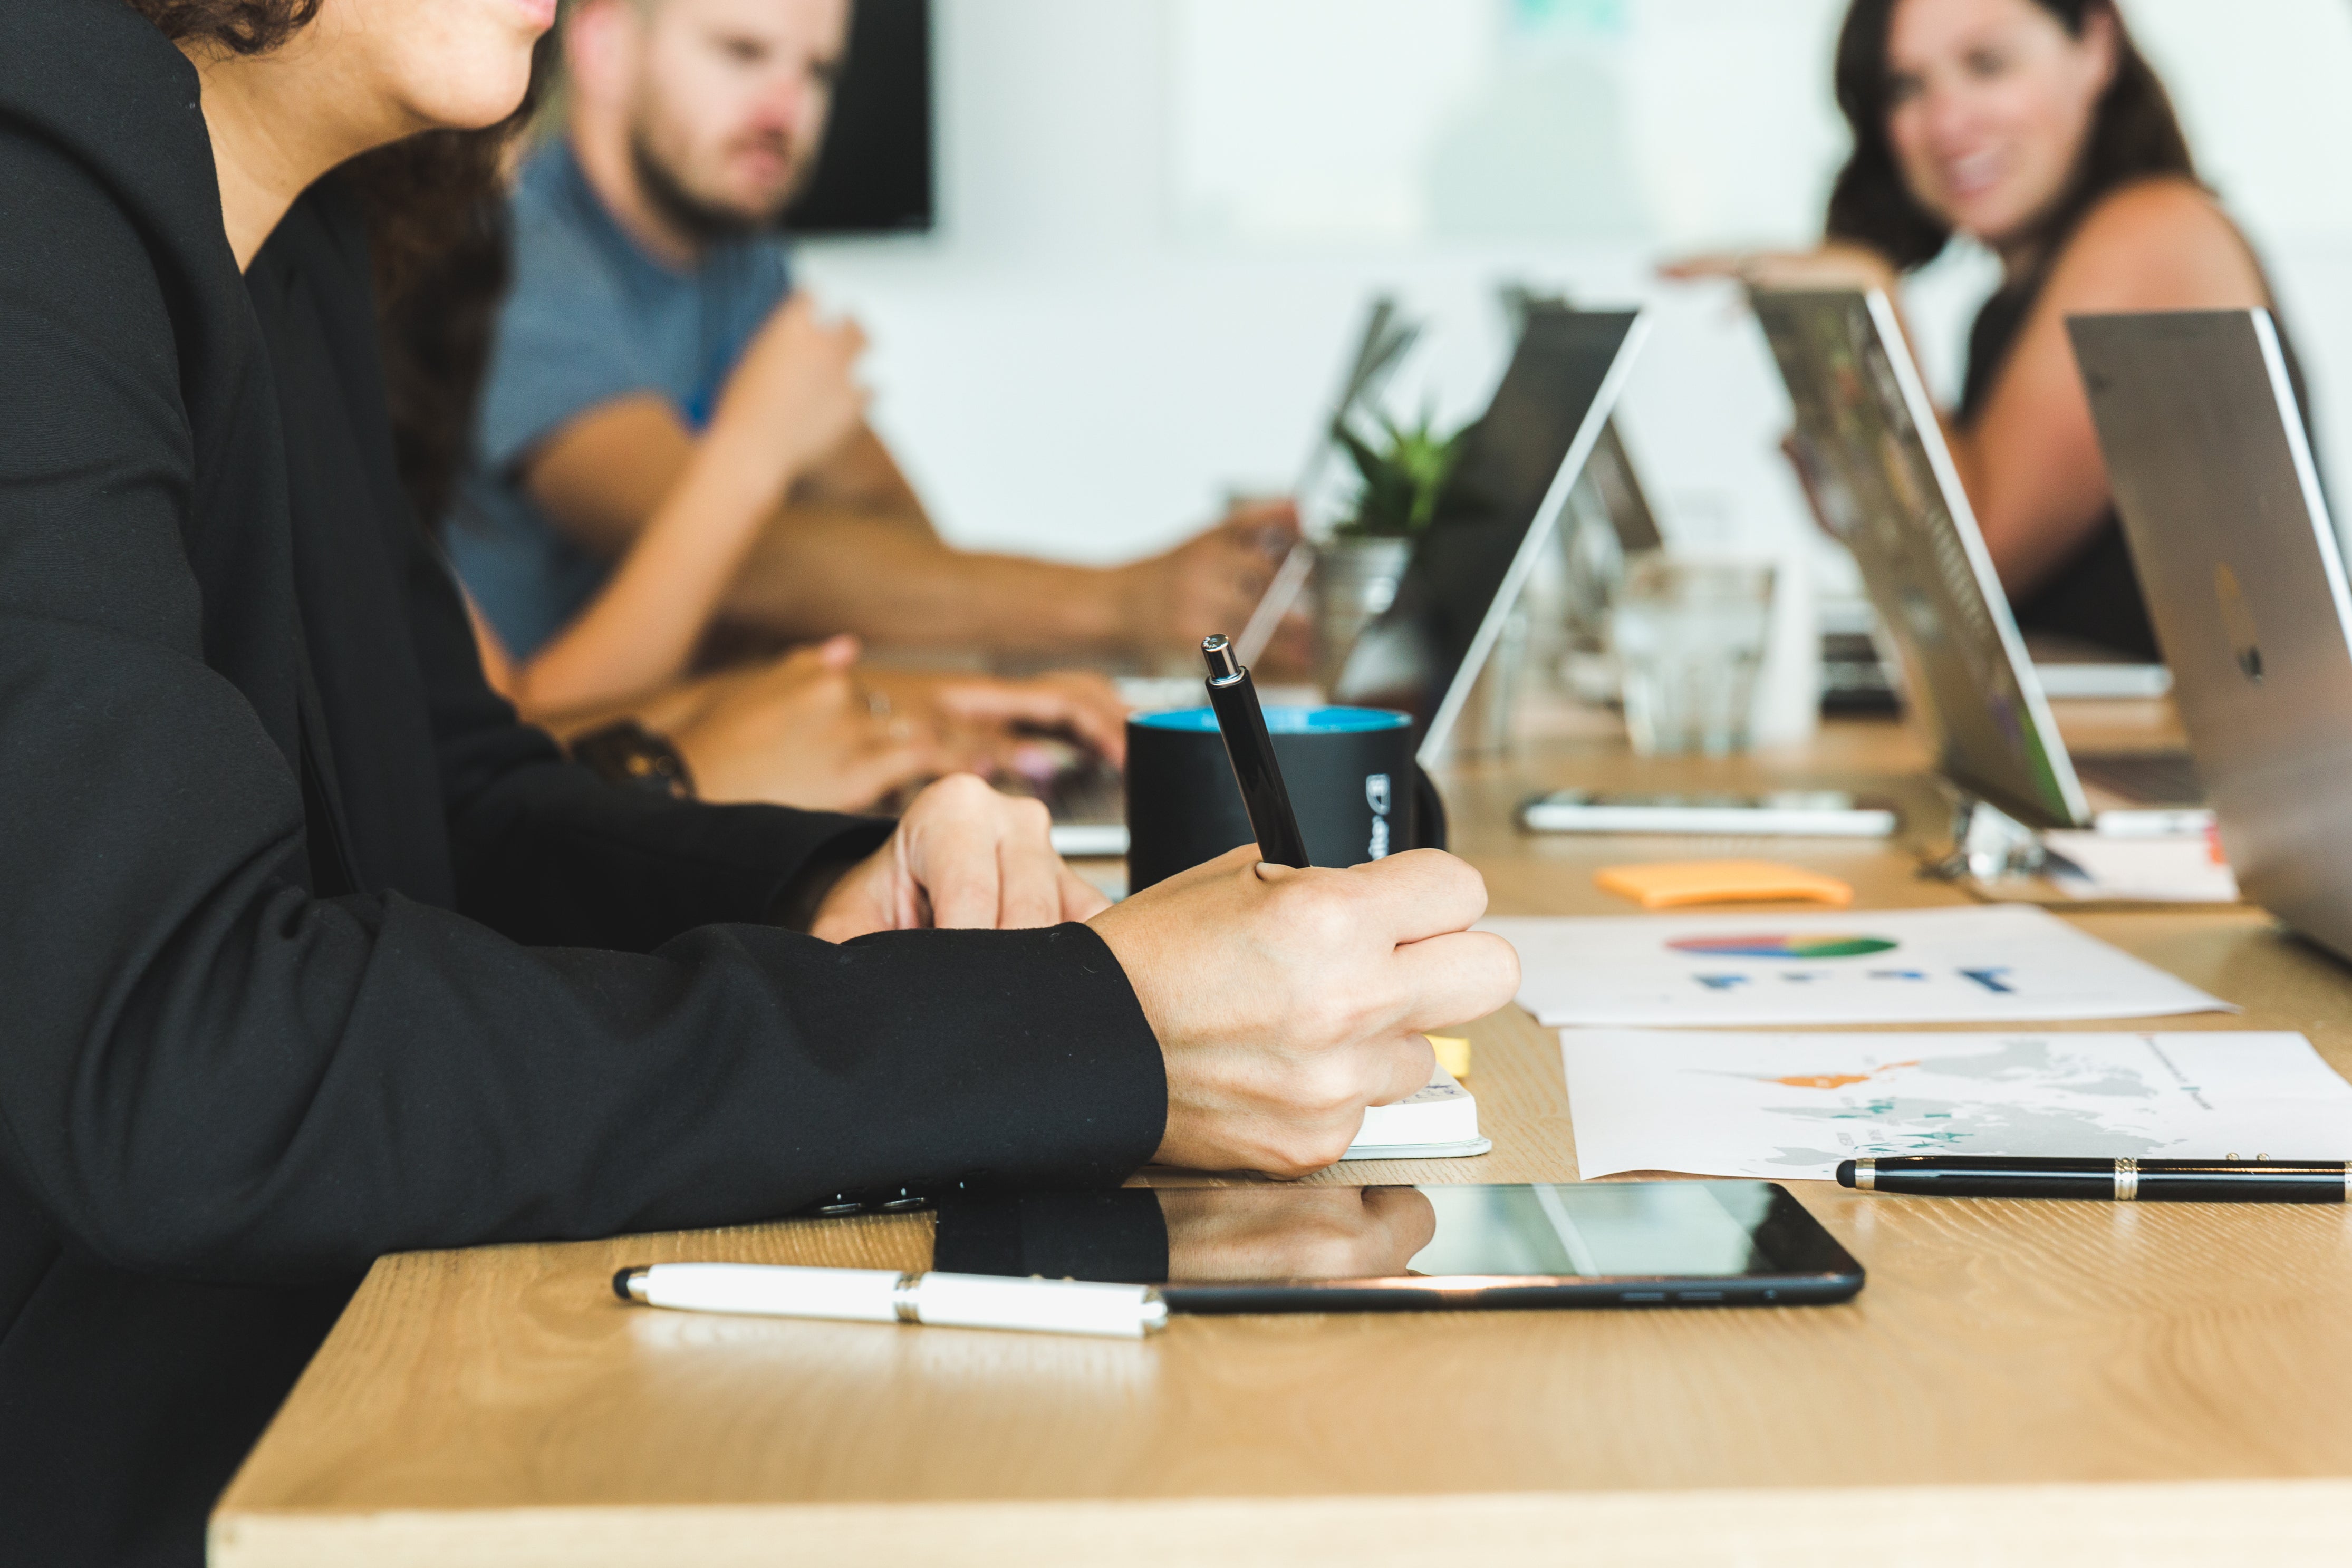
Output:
[1560, 1030, 2352, 1180]
[1483, 905, 2231, 1028]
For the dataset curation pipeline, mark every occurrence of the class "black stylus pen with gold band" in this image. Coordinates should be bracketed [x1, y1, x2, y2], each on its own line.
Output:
[1837, 1155, 2352, 1203]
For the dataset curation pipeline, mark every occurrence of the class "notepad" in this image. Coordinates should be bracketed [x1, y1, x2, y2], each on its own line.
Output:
[1342, 1064, 1490, 1160]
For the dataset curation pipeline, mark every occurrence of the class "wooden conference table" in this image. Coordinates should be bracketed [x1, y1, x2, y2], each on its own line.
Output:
[213, 702, 2352, 1565]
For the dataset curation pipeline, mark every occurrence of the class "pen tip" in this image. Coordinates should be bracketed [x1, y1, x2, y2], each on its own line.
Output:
[1834, 1160, 1857, 1188]
[1201, 634, 1239, 682]
[612, 1267, 639, 1302]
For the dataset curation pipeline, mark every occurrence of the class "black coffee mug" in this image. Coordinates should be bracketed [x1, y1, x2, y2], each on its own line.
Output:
[1125, 706, 1447, 892]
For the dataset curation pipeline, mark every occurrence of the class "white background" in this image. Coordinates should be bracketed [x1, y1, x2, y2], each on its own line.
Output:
[795, 0, 2352, 583]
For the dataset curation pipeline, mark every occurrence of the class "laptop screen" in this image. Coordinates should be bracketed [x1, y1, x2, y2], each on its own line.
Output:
[1753, 287, 2087, 830]
[1335, 306, 1645, 762]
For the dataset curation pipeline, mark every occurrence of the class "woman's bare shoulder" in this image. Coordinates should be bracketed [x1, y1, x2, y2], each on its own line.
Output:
[2049, 177, 2266, 308]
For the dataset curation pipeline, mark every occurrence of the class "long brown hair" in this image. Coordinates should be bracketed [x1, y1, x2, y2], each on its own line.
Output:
[1824, 0, 2196, 270]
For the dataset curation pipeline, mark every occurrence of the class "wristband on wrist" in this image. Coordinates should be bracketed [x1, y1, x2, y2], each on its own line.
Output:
[568, 720, 695, 800]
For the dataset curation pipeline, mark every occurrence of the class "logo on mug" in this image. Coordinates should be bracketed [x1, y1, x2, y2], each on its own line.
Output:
[1365, 773, 1392, 815]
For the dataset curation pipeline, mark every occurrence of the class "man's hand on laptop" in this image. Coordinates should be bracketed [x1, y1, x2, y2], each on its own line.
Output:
[1091, 846, 1520, 1176]
[1117, 498, 1300, 656]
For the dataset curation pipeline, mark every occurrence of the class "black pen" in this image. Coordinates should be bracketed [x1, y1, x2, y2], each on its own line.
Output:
[1201, 634, 1312, 868]
[1837, 1155, 2352, 1203]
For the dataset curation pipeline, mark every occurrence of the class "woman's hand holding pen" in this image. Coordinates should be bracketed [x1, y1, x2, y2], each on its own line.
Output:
[1091, 846, 1519, 1177]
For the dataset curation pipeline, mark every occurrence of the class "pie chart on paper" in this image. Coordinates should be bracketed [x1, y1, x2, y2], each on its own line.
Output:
[1667, 934, 1899, 961]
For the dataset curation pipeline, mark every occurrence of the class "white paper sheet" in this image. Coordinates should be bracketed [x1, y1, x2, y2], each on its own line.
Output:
[1483, 905, 2232, 1027]
[1559, 1029, 2352, 1180]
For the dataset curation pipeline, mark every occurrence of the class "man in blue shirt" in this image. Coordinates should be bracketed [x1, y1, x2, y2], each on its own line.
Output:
[454, 0, 1291, 677]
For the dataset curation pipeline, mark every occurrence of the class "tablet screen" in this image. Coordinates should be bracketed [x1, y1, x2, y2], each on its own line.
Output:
[931, 1181, 1863, 1312]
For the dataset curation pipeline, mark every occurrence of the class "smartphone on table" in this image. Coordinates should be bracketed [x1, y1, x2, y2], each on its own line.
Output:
[1518, 790, 1897, 839]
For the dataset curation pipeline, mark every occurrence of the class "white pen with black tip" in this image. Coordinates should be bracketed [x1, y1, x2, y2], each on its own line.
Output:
[614, 1263, 1168, 1339]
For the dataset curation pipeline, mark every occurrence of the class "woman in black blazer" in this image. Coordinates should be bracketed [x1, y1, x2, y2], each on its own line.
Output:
[0, 0, 1515, 1554]
[0, 4, 1513, 1554]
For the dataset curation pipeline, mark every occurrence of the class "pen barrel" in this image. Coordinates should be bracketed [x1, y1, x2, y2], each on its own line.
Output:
[639, 1263, 900, 1323]
[1843, 1157, 2352, 1203]
[2139, 1163, 2349, 1203]
[912, 1273, 1167, 1339]
[1205, 673, 1312, 868]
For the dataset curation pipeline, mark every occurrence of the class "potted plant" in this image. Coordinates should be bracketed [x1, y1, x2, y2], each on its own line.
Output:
[1316, 410, 1467, 679]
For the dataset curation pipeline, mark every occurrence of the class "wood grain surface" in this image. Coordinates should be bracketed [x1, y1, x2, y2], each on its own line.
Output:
[213, 707, 2352, 1566]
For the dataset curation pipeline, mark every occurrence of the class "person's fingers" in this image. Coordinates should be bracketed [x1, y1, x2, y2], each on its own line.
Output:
[930, 672, 1131, 767]
[1221, 496, 1300, 539]
[993, 802, 1065, 930]
[1363, 1030, 1439, 1108]
[1383, 929, 1521, 1035]
[1329, 849, 1491, 944]
[1362, 1185, 1439, 1266]
[909, 778, 1007, 929]
[837, 735, 951, 813]
[1057, 860, 1113, 922]
[769, 643, 832, 682]
[806, 847, 895, 942]
[815, 634, 861, 670]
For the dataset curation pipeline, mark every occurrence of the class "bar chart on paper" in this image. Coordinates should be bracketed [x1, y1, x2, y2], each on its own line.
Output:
[1559, 1030, 2352, 1180]
[1482, 906, 2233, 1027]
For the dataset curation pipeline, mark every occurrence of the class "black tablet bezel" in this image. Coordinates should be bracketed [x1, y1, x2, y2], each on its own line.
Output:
[1157, 1182, 1863, 1314]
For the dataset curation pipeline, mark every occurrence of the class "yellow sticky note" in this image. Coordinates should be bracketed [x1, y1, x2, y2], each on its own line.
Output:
[1426, 1034, 1473, 1078]
[1595, 859, 1854, 911]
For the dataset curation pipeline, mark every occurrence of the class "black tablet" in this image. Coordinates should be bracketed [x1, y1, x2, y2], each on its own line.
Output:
[932, 1181, 1863, 1313]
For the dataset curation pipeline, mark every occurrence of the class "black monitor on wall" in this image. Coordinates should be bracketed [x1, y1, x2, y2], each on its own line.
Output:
[785, 0, 934, 237]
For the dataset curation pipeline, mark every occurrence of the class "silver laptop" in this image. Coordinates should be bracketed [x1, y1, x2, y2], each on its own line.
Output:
[2071, 308, 2352, 957]
[1335, 305, 1650, 764]
[1752, 287, 2199, 831]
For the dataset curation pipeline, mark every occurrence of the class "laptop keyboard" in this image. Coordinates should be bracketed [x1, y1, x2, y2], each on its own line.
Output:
[2073, 751, 2205, 806]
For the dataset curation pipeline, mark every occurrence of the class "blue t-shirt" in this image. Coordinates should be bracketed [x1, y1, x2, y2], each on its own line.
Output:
[448, 140, 793, 660]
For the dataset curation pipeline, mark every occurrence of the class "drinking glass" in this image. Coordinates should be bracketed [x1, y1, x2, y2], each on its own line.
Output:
[1610, 555, 1776, 757]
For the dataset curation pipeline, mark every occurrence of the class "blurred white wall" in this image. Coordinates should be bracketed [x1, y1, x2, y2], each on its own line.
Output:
[795, 0, 2352, 575]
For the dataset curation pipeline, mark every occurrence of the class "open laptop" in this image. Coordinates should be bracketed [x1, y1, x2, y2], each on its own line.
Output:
[1335, 305, 1650, 764]
[1752, 287, 2201, 833]
[2072, 308, 2352, 956]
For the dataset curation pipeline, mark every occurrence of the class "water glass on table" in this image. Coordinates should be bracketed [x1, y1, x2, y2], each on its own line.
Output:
[1610, 555, 1776, 757]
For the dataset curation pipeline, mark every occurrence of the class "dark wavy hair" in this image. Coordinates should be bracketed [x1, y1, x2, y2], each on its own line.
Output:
[121, 0, 321, 53]
[1824, 0, 2196, 270]
[353, 28, 561, 527]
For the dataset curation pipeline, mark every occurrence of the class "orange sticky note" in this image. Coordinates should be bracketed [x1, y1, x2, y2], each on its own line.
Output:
[1595, 860, 1855, 911]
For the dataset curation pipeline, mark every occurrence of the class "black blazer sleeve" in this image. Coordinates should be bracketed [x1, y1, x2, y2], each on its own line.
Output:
[0, 121, 1165, 1283]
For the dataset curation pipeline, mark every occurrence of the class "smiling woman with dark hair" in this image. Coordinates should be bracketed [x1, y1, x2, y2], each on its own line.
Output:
[0, 0, 1515, 1556]
[1676, 0, 2297, 661]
